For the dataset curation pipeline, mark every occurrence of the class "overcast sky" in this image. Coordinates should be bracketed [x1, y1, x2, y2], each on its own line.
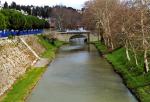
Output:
[1, 0, 88, 9]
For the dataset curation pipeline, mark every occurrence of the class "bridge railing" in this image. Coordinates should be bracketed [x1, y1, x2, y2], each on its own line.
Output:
[0, 29, 43, 38]
[58, 31, 90, 35]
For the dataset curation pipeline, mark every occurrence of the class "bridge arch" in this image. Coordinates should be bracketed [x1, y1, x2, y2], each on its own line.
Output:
[57, 31, 95, 42]
[69, 34, 87, 43]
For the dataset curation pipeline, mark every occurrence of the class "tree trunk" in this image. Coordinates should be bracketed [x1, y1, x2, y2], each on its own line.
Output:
[129, 40, 139, 65]
[125, 43, 131, 61]
[144, 49, 149, 72]
[133, 49, 138, 66]
[140, 8, 149, 72]
[100, 35, 104, 43]
[97, 30, 100, 41]
[107, 37, 110, 47]
[104, 38, 107, 46]
[106, 1, 113, 50]
[110, 38, 114, 50]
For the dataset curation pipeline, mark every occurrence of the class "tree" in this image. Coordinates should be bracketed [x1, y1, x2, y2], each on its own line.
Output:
[9, 12, 26, 30]
[51, 5, 81, 31]
[83, 0, 120, 49]
[24, 15, 33, 30]
[82, 0, 150, 73]
[3, 2, 8, 9]
[82, 1, 96, 31]
[0, 13, 7, 30]
[10, 2, 17, 9]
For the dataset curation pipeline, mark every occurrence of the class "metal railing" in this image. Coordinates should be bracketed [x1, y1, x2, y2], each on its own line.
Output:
[0, 29, 43, 38]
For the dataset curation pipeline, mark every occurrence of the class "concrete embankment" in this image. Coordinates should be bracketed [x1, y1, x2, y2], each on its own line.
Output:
[0, 35, 45, 96]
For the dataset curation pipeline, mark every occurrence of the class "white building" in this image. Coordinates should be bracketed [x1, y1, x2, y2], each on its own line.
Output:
[0, 1, 2, 10]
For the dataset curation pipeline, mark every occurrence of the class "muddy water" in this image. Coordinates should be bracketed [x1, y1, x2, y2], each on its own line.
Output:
[27, 41, 138, 102]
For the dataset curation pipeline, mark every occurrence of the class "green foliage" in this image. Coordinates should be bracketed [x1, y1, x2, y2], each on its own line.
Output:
[24, 15, 33, 29]
[92, 41, 108, 54]
[1, 67, 46, 102]
[0, 9, 49, 30]
[136, 86, 150, 102]
[0, 13, 7, 30]
[38, 35, 64, 59]
[9, 12, 26, 30]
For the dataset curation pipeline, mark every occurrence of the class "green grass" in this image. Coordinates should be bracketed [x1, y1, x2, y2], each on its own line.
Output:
[38, 35, 64, 59]
[93, 41, 150, 102]
[1, 67, 46, 102]
[91, 41, 108, 54]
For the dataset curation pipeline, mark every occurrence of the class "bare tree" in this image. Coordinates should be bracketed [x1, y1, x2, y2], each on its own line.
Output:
[82, 0, 150, 73]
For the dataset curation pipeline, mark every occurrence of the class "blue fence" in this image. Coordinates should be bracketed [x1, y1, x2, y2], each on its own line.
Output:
[0, 29, 43, 38]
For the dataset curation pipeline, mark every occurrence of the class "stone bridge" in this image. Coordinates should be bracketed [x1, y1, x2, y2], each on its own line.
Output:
[54, 31, 97, 42]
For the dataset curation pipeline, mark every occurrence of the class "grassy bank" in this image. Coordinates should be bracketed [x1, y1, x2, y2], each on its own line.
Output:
[1, 67, 46, 102]
[38, 35, 64, 59]
[0, 35, 64, 102]
[91, 41, 108, 54]
[93, 41, 150, 102]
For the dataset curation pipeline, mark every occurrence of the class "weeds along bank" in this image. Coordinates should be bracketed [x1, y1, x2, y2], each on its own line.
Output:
[0, 35, 63, 99]
[93, 41, 150, 102]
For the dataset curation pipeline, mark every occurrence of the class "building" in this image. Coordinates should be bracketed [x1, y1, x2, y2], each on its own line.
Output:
[0, 1, 2, 10]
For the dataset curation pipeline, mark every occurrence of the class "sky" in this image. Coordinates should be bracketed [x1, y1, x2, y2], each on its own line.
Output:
[1, 0, 88, 9]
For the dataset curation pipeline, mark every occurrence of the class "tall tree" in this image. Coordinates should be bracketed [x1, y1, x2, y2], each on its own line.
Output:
[0, 13, 7, 30]
[3, 2, 8, 9]
[10, 2, 17, 9]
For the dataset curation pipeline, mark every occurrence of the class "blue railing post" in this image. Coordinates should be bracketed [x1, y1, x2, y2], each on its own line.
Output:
[0, 29, 43, 38]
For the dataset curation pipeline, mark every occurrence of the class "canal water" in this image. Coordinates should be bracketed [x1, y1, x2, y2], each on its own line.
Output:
[27, 38, 138, 102]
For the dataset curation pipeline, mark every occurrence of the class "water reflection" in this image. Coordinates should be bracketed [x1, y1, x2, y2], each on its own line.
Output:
[27, 39, 138, 102]
[70, 37, 87, 45]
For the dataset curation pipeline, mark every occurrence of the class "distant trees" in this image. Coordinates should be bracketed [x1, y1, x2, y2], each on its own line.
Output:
[0, 9, 49, 30]
[81, 1, 96, 31]
[10, 2, 17, 9]
[82, 0, 150, 73]
[51, 5, 81, 30]
[2, 1, 52, 18]
[3, 2, 8, 9]
[10, 11, 26, 30]
[0, 13, 7, 30]
[2, 1, 81, 30]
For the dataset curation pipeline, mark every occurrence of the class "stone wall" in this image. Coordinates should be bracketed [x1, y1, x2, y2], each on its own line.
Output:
[23, 36, 45, 56]
[0, 37, 39, 96]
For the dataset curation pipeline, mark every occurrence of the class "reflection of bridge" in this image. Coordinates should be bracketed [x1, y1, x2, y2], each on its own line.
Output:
[57, 31, 96, 42]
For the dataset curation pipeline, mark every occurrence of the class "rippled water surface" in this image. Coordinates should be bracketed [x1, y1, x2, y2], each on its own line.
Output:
[27, 41, 138, 102]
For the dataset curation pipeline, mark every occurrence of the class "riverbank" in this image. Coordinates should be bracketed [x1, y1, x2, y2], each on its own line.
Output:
[27, 42, 137, 102]
[0, 35, 64, 102]
[92, 41, 150, 102]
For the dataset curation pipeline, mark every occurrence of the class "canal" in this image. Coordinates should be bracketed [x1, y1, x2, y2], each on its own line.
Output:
[27, 39, 138, 102]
